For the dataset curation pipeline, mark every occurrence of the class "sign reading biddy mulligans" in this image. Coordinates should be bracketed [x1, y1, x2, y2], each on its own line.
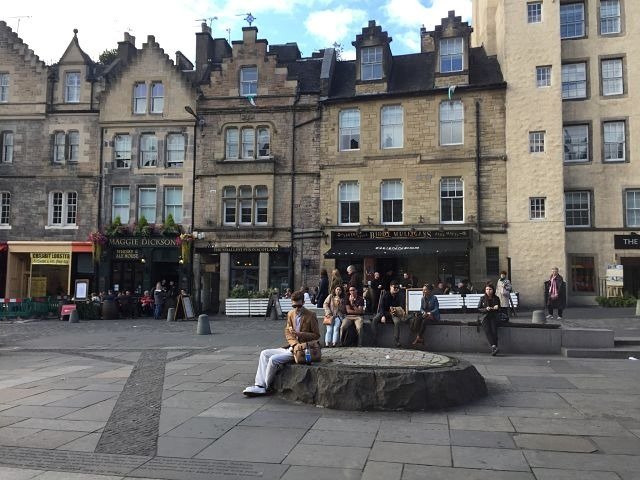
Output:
[332, 230, 470, 241]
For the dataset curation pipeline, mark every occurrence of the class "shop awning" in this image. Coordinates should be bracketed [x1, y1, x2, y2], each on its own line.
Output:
[324, 239, 469, 258]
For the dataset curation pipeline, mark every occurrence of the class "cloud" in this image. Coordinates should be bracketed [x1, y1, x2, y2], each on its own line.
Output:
[393, 31, 420, 53]
[382, 0, 472, 30]
[303, 7, 368, 48]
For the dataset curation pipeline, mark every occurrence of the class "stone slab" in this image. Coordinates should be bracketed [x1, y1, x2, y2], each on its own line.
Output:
[511, 417, 628, 436]
[361, 461, 402, 480]
[239, 409, 320, 429]
[532, 468, 622, 480]
[283, 444, 370, 469]
[591, 435, 640, 455]
[507, 375, 577, 390]
[157, 436, 214, 458]
[449, 415, 514, 432]
[164, 417, 236, 439]
[524, 450, 640, 473]
[450, 430, 516, 449]
[513, 434, 597, 452]
[376, 422, 450, 445]
[452, 446, 529, 471]
[0, 405, 78, 419]
[281, 465, 363, 480]
[311, 417, 381, 433]
[403, 465, 535, 480]
[300, 428, 376, 448]
[561, 328, 615, 349]
[369, 441, 451, 466]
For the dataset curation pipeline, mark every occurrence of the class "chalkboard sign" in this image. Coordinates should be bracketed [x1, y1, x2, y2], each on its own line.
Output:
[175, 295, 196, 320]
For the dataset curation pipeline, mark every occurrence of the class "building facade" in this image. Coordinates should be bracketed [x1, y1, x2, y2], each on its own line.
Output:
[473, 0, 639, 303]
[318, 17, 508, 292]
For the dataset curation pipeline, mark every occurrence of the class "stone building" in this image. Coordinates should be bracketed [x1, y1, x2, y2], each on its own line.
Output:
[318, 16, 508, 294]
[0, 24, 98, 298]
[192, 25, 322, 311]
[473, 0, 640, 304]
[97, 33, 198, 296]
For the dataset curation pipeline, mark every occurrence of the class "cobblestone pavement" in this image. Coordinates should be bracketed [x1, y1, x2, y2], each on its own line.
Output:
[0, 312, 640, 479]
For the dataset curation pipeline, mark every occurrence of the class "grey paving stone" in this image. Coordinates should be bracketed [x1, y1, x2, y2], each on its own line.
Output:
[283, 444, 370, 469]
[197, 402, 262, 419]
[513, 434, 597, 452]
[159, 407, 204, 435]
[168, 381, 219, 391]
[9, 418, 104, 433]
[462, 406, 585, 419]
[165, 417, 237, 439]
[239, 409, 320, 429]
[450, 430, 516, 449]
[281, 465, 363, 480]
[532, 468, 622, 480]
[9, 429, 88, 449]
[360, 461, 402, 480]
[369, 441, 451, 466]
[410, 412, 449, 424]
[48, 391, 116, 408]
[79, 383, 125, 392]
[507, 376, 577, 389]
[312, 417, 381, 433]
[547, 361, 596, 374]
[157, 435, 213, 458]
[17, 390, 80, 406]
[452, 446, 529, 471]
[591, 435, 640, 455]
[402, 465, 535, 479]
[162, 391, 231, 410]
[301, 428, 376, 448]
[60, 399, 117, 421]
[195, 426, 306, 463]
[511, 417, 629, 437]
[57, 432, 102, 452]
[0, 466, 44, 479]
[524, 450, 640, 473]
[449, 415, 514, 432]
[478, 391, 571, 408]
[0, 426, 44, 445]
[0, 405, 78, 419]
[0, 415, 27, 427]
[376, 422, 450, 445]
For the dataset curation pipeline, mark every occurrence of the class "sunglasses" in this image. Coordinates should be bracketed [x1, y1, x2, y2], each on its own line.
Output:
[292, 303, 303, 308]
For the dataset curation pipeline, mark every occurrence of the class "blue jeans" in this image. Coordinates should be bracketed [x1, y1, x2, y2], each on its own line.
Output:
[325, 317, 342, 346]
[154, 303, 163, 319]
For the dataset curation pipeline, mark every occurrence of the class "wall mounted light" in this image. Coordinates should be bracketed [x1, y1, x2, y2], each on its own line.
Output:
[140, 256, 146, 264]
[418, 215, 425, 223]
[184, 106, 206, 136]
[178, 256, 184, 264]
[367, 216, 373, 225]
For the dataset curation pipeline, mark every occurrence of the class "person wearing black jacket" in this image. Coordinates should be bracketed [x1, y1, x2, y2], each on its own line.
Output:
[316, 269, 329, 308]
[372, 281, 407, 347]
[478, 283, 501, 356]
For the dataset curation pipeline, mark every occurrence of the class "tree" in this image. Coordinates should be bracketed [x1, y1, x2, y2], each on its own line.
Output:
[99, 48, 118, 65]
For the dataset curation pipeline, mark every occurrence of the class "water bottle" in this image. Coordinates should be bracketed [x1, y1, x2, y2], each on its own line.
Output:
[304, 346, 311, 364]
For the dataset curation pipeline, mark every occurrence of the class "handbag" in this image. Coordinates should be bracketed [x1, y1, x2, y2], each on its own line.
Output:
[323, 315, 333, 325]
[293, 340, 322, 364]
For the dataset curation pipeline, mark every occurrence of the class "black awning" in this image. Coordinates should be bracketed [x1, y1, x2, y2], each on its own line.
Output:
[324, 239, 469, 258]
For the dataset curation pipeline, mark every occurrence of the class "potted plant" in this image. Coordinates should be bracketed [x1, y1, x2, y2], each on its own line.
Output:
[88, 231, 108, 263]
[105, 216, 129, 237]
[161, 214, 181, 237]
[134, 216, 153, 237]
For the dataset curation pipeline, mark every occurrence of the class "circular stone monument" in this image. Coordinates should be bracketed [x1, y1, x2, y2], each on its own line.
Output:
[273, 348, 487, 411]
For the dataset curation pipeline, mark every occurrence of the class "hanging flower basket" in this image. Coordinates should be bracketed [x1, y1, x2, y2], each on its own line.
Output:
[88, 231, 108, 263]
[176, 233, 194, 263]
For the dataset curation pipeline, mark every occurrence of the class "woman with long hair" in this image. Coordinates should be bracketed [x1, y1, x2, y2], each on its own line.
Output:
[478, 283, 501, 356]
[329, 268, 343, 296]
[323, 285, 346, 347]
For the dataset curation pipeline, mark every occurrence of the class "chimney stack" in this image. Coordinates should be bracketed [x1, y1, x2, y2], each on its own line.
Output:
[420, 26, 435, 53]
[118, 32, 137, 65]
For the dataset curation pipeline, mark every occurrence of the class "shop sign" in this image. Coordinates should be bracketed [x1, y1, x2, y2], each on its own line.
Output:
[333, 230, 470, 241]
[30, 252, 71, 265]
[210, 245, 280, 253]
[614, 235, 640, 249]
[108, 237, 178, 248]
[605, 264, 623, 287]
[114, 249, 141, 260]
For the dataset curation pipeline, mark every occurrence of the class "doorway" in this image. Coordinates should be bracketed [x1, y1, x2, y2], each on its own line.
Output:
[621, 257, 640, 297]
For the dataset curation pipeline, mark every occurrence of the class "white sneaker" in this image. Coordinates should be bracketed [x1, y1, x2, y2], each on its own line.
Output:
[243, 385, 267, 397]
[557, 316, 562, 320]
[545, 315, 553, 319]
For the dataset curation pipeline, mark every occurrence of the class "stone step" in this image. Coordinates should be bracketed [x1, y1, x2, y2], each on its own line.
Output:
[615, 337, 640, 346]
[562, 346, 640, 359]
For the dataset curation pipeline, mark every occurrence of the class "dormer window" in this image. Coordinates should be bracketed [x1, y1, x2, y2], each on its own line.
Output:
[361, 46, 383, 80]
[440, 38, 463, 73]
[64, 72, 80, 103]
[240, 66, 257, 96]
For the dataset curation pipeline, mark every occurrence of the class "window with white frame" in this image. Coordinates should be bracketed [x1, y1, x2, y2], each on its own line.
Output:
[239, 186, 253, 225]
[603, 120, 625, 162]
[225, 127, 269, 159]
[565, 191, 591, 227]
[133, 83, 147, 114]
[529, 131, 545, 153]
[114, 134, 131, 168]
[600, 0, 621, 34]
[68, 131, 79, 162]
[164, 186, 183, 223]
[381, 105, 403, 149]
[223, 185, 268, 226]
[53, 132, 66, 163]
[626, 190, 640, 227]
[560, 3, 585, 39]
[563, 125, 589, 162]
[64, 72, 80, 103]
[440, 37, 463, 73]
[0, 192, 10, 225]
[52, 130, 80, 163]
[440, 101, 464, 145]
[138, 187, 156, 222]
[49, 191, 77, 226]
[536, 66, 551, 87]
[257, 128, 270, 157]
[223, 186, 237, 225]
[150, 82, 164, 113]
[255, 186, 268, 225]
[166, 134, 185, 167]
[529, 197, 546, 220]
[361, 46, 383, 81]
[1, 131, 13, 163]
[0, 73, 8, 102]
[111, 186, 130, 223]
[440, 177, 464, 223]
[339, 181, 360, 225]
[601, 58, 623, 96]
[241, 128, 255, 159]
[226, 128, 239, 159]
[562, 63, 587, 99]
[339, 109, 360, 151]
[240, 66, 257, 96]
[381, 180, 403, 224]
[140, 134, 158, 167]
[527, 2, 542, 23]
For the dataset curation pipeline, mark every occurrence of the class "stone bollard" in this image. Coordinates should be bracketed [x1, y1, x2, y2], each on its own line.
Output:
[69, 309, 80, 323]
[531, 310, 546, 324]
[197, 314, 211, 335]
[167, 307, 175, 322]
[636, 299, 640, 316]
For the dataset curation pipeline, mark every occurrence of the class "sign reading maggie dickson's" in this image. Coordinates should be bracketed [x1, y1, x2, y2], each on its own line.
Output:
[108, 237, 178, 248]
[614, 235, 640, 249]
[332, 229, 470, 241]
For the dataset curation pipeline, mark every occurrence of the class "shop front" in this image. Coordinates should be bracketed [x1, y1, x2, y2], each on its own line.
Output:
[101, 237, 187, 295]
[614, 234, 640, 297]
[324, 230, 471, 287]
[4, 241, 94, 298]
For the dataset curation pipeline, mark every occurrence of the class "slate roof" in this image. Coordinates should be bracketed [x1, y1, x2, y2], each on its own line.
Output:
[284, 59, 322, 94]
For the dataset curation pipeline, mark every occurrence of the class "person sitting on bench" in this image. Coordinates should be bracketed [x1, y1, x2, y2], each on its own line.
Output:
[410, 284, 440, 347]
[372, 282, 407, 348]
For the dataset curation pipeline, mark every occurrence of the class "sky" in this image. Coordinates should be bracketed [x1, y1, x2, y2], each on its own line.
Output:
[3, 0, 472, 65]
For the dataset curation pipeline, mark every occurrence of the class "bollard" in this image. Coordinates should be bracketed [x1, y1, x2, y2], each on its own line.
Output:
[531, 309, 546, 324]
[636, 299, 640, 317]
[197, 314, 211, 335]
[69, 309, 80, 323]
[166, 307, 175, 322]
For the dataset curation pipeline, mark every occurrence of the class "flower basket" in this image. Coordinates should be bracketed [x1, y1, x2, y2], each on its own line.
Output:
[88, 231, 108, 263]
[176, 233, 194, 263]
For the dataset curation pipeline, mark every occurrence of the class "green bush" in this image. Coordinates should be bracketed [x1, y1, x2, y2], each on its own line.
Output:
[229, 286, 275, 298]
[595, 294, 637, 307]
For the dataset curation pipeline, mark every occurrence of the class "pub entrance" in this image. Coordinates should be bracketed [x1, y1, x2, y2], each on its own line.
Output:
[111, 261, 144, 294]
[621, 257, 640, 297]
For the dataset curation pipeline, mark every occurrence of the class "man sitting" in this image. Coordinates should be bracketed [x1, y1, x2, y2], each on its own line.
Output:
[371, 281, 407, 347]
[243, 290, 319, 396]
[410, 284, 440, 347]
[342, 286, 365, 346]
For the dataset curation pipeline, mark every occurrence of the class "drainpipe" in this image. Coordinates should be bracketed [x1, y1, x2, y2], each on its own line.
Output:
[475, 100, 481, 230]
[97, 127, 105, 291]
[289, 89, 301, 291]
